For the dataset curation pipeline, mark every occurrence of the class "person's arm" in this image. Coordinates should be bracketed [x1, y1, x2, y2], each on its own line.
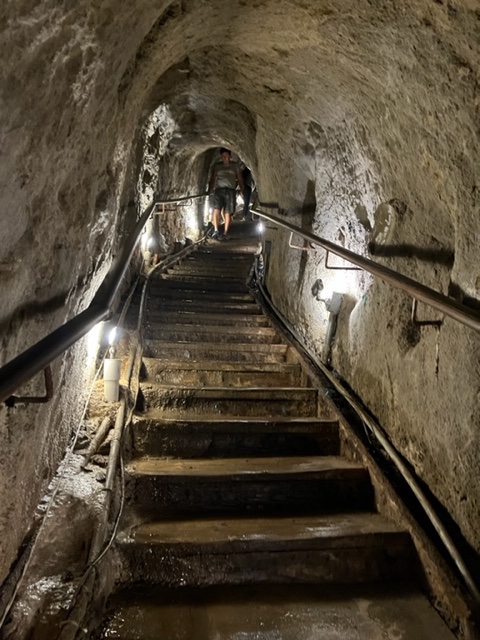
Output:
[208, 168, 217, 193]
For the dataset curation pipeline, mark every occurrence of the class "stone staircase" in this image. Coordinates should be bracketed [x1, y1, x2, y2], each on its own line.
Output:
[94, 228, 455, 639]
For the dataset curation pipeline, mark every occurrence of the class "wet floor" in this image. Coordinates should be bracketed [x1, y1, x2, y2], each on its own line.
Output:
[93, 583, 455, 640]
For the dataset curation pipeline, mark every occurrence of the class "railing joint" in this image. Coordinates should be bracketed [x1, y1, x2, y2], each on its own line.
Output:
[411, 299, 444, 328]
[4, 365, 54, 408]
[325, 250, 362, 271]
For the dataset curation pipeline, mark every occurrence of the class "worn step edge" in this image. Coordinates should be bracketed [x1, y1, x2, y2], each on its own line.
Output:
[126, 455, 364, 478]
[143, 331, 279, 344]
[145, 312, 269, 326]
[177, 265, 251, 273]
[146, 302, 262, 314]
[153, 279, 250, 292]
[179, 251, 252, 258]
[124, 513, 409, 550]
[141, 365, 301, 387]
[150, 291, 254, 301]
[144, 324, 275, 336]
[167, 268, 249, 277]
[144, 341, 288, 353]
[130, 417, 340, 458]
[197, 247, 256, 254]
[143, 350, 290, 365]
[141, 359, 299, 373]
[143, 333, 281, 345]
[133, 415, 330, 426]
[140, 385, 317, 398]
[157, 274, 248, 285]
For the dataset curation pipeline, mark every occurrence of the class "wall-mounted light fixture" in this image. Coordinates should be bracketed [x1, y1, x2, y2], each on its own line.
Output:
[322, 292, 344, 364]
[311, 279, 344, 364]
[143, 237, 153, 267]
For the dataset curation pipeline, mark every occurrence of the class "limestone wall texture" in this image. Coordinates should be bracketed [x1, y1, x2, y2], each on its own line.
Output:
[0, 0, 478, 588]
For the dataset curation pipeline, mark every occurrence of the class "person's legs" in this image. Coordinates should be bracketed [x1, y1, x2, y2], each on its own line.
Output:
[224, 212, 231, 237]
[222, 188, 236, 238]
[213, 208, 221, 232]
[211, 208, 222, 238]
[211, 189, 226, 239]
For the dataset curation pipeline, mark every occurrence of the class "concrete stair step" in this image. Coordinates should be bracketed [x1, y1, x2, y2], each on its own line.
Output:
[181, 261, 252, 272]
[91, 238, 448, 639]
[93, 584, 455, 640]
[118, 513, 416, 586]
[141, 358, 303, 387]
[143, 325, 280, 344]
[165, 272, 249, 282]
[131, 415, 338, 458]
[152, 277, 249, 293]
[144, 340, 290, 363]
[145, 310, 270, 327]
[157, 271, 250, 284]
[145, 298, 262, 313]
[168, 265, 249, 276]
[197, 245, 257, 255]
[125, 455, 373, 515]
[185, 252, 254, 261]
[157, 271, 247, 283]
[170, 254, 253, 272]
[149, 289, 254, 303]
[138, 385, 318, 417]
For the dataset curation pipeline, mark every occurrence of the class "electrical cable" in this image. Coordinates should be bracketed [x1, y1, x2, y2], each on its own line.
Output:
[0, 347, 108, 631]
[0, 274, 141, 633]
[254, 273, 480, 609]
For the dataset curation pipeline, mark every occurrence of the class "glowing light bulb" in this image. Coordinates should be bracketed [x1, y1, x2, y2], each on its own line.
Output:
[108, 327, 118, 346]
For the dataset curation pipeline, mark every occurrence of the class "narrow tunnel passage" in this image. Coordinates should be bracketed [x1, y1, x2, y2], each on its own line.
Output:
[0, 1, 479, 638]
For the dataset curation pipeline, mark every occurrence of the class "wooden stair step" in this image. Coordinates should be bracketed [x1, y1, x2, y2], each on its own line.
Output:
[145, 310, 269, 326]
[119, 513, 413, 586]
[125, 455, 373, 515]
[144, 340, 290, 363]
[94, 584, 454, 639]
[141, 358, 303, 387]
[155, 274, 247, 287]
[152, 278, 250, 293]
[143, 325, 280, 344]
[131, 415, 339, 457]
[149, 289, 254, 303]
[145, 299, 262, 313]
[138, 385, 318, 417]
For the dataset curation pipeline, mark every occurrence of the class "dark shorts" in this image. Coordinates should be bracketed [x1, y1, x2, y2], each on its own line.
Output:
[212, 187, 236, 214]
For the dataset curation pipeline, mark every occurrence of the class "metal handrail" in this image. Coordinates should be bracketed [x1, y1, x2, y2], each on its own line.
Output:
[253, 275, 480, 608]
[252, 208, 480, 332]
[0, 194, 206, 403]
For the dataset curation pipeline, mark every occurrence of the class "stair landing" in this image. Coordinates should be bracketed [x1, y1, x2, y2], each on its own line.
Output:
[96, 583, 455, 640]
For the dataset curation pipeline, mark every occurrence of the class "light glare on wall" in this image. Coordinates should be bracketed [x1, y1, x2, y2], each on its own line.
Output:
[86, 323, 101, 364]
[141, 230, 150, 251]
[322, 269, 351, 300]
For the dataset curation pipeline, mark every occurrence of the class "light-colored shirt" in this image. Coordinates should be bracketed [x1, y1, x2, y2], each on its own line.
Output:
[213, 161, 239, 189]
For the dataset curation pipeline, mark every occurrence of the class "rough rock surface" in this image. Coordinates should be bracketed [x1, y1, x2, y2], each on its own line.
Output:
[0, 0, 478, 604]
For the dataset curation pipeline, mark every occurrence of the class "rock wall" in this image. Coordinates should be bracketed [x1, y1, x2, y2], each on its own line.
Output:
[0, 0, 478, 589]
